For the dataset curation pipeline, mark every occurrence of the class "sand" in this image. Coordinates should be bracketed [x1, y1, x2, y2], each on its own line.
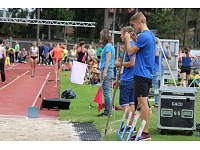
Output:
[0, 118, 80, 141]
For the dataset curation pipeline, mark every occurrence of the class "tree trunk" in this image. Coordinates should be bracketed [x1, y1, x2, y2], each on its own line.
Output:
[113, 9, 116, 31]
[104, 8, 109, 29]
[183, 8, 188, 46]
[194, 18, 198, 47]
[48, 25, 51, 40]
[36, 8, 40, 40]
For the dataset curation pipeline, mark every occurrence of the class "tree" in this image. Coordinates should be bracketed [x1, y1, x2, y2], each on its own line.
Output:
[36, 8, 40, 40]
[104, 9, 109, 29]
[40, 8, 74, 40]
[148, 9, 174, 39]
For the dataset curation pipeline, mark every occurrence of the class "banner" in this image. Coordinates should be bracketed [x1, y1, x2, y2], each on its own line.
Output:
[70, 61, 88, 85]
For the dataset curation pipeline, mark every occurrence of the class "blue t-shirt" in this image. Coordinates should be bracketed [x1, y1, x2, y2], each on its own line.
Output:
[99, 43, 115, 71]
[121, 41, 136, 81]
[154, 47, 169, 73]
[48, 46, 54, 52]
[43, 45, 48, 55]
[134, 30, 156, 79]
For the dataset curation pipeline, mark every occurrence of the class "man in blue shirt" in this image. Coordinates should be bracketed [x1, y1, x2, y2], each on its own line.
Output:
[152, 38, 171, 107]
[48, 43, 54, 66]
[42, 43, 48, 65]
[124, 12, 156, 141]
[115, 26, 137, 133]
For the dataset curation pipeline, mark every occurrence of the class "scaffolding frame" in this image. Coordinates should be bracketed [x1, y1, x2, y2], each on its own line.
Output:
[0, 17, 96, 27]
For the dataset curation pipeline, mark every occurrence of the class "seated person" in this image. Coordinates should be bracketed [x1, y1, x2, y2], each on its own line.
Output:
[5, 51, 10, 66]
[91, 57, 100, 84]
[21, 48, 27, 61]
[17, 51, 23, 63]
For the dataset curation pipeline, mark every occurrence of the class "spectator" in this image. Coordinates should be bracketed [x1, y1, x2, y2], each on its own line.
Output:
[42, 43, 48, 65]
[22, 48, 28, 61]
[97, 29, 115, 117]
[180, 47, 197, 87]
[48, 43, 54, 66]
[0, 39, 6, 83]
[8, 47, 15, 66]
[38, 43, 44, 65]
[152, 37, 171, 108]
[14, 41, 20, 62]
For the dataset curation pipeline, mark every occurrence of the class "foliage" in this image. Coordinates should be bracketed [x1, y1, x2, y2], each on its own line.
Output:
[148, 9, 174, 39]
[1, 8, 200, 46]
[71, 8, 104, 42]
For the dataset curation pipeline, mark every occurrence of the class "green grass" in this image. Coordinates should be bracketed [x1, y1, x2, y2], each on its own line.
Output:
[59, 71, 200, 141]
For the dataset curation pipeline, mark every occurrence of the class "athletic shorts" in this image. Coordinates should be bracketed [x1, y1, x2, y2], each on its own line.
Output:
[134, 75, 152, 98]
[119, 80, 135, 106]
[69, 59, 73, 63]
[53, 57, 62, 63]
[180, 66, 191, 75]
[31, 56, 38, 60]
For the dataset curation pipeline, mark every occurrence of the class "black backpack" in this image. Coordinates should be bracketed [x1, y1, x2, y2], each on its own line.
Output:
[61, 89, 76, 99]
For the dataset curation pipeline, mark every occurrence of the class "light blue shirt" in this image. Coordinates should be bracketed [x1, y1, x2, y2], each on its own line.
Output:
[99, 43, 115, 71]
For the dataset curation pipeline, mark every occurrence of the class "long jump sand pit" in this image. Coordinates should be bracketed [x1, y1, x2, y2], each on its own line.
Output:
[0, 118, 80, 141]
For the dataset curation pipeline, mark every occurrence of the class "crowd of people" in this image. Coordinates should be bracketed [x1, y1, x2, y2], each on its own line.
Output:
[0, 37, 103, 83]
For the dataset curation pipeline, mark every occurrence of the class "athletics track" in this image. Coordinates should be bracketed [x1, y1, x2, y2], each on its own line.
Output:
[0, 63, 61, 119]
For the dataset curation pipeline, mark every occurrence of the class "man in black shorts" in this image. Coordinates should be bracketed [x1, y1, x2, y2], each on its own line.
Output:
[124, 12, 156, 141]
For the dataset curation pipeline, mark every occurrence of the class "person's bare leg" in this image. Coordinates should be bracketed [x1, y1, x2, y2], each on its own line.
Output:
[54, 61, 57, 79]
[30, 59, 34, 76]
[122, 105, 135, 126]
[137, 96, 150, 133]
[186, 74, 190, 87]
[129, 104, 135, 126]
[181, 72, 186, 87]
[57, 62, 61, 79]
[33, 59, 37, 76]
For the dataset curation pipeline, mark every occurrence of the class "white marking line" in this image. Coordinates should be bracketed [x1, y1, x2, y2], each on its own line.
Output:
[5, 63, 20, 70]
[0, 70, 29, 91]
[32, 72, 51, 107]
[0, 115, 27, 118]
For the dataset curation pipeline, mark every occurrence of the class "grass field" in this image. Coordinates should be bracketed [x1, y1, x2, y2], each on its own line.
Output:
[59, 71, 200, 141]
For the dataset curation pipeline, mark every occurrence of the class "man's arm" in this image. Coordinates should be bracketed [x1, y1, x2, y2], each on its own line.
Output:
[124, 32, 140, 56]
[165, 44, 171, 60]
[115, 56, 135, 68]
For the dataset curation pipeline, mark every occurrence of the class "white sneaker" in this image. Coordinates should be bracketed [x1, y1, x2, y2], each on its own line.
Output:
[57, 78, 60, 81]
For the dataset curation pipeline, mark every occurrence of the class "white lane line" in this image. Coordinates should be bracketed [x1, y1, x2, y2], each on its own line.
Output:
[0, 71, 29, 91]
[5, 63, 20, 70]
[32, 72, 51, 107]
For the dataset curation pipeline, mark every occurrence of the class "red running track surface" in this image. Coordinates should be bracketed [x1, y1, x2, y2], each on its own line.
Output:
[0, 63, 61, 119]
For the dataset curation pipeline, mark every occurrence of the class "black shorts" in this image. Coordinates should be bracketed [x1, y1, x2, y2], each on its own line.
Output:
[180, 66, 191, 75]
[134, 75, 152, 98]
[31, 56, 38, 60]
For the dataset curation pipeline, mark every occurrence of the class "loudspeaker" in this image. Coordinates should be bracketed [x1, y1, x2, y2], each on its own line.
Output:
[40, 98, 71, 110]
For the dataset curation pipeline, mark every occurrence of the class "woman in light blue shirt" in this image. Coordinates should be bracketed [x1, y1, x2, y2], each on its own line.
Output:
[97, 29, 115, 117]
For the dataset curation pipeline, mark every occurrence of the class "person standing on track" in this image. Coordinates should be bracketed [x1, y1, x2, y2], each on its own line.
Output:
[50, 43, 67, 81]
[29, 41, 39, 77]
[0, 39, 6, 83]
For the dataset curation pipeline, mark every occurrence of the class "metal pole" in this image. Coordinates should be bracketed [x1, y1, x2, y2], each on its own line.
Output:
[36, 8, 40, 40]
